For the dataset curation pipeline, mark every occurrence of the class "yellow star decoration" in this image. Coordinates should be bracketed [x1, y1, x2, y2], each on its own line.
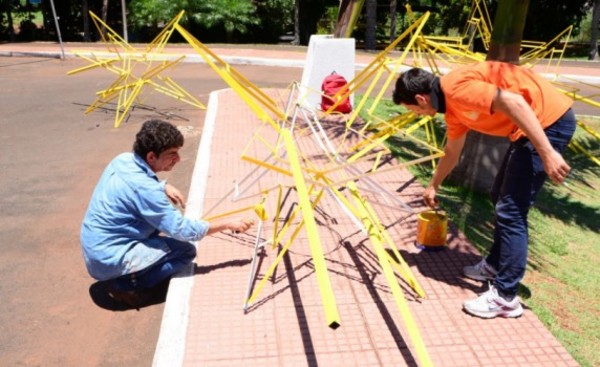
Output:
[68, 11, 205, 127]
[174, 21, 440, 367]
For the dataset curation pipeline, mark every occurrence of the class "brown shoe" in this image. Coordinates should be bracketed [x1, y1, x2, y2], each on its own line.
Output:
[107, 287, 143, 308]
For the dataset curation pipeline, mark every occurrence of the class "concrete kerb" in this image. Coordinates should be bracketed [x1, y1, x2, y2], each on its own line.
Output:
[2, 48, 598, 84]
[152, 88, 227, 367]
[0, 50, 64, 59]
[0, 49, 307, 68]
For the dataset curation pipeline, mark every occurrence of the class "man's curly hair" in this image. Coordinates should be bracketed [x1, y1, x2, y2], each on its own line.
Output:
[392, 68, 435, 105]
[133, 119, 184, 159]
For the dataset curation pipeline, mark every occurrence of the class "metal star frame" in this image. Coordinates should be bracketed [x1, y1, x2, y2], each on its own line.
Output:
[68, 11, 205, 127]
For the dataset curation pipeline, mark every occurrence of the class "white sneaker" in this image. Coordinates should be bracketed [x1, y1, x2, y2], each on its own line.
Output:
[463, 259, 497, 281]
[463, 285, 523, 319]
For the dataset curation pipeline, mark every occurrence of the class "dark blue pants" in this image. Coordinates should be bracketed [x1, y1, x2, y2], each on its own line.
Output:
[112, 238, 197, 291]
[486, 108, 576, 298]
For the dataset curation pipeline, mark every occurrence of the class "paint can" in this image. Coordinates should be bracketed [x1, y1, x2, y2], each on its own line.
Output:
[416, 210, 448, 248]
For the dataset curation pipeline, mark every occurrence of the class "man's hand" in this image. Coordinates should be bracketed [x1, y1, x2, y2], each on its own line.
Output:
[165, 183, 186, 209]
[542, 149, 571, 184]
[229, 219, 255, 234]
[206, 218, 255, 235]
[422, 135, 464, 209]
[423, 185, 439, 208]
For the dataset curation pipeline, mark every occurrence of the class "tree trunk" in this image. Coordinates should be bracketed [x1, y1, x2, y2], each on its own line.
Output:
[486, 0, 530, 63]
[298, 1, 328, 45]
[335, 0, 366, 38]
[447, 132, 511, 192]
[4, 1, 15, 41]
[365, 0, 377, 50]
[449, 0, 530, 193]
[293, 0, 300, 45]
[101, 0, 109, 37]
[389, 0, 397, 42]
[590, 0, 600, 60]
[335, 0, 353, 37]
[41, 0, 50, 39]
[83, 0, 90, 42]
[121, 0, 128, 42]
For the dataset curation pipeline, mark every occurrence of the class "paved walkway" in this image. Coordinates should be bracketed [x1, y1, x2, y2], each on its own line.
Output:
[153, 87, 579, 367]
[2, 41, 594, 366]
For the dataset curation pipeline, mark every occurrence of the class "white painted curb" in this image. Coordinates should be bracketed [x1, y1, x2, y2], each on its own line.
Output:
[152, 89, 225, 367]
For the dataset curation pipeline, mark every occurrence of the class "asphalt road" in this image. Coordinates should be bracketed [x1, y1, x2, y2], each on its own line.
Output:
[0, 56, 302, 367]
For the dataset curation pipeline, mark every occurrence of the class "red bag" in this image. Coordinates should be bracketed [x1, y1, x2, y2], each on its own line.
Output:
[321, 72, 352, 113]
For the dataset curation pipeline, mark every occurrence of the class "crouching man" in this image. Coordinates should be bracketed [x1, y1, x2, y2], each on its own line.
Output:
[81, 119, 253, 307]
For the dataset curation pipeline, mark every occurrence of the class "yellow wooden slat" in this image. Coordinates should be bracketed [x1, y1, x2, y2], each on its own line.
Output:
[282, 129, 341, 329]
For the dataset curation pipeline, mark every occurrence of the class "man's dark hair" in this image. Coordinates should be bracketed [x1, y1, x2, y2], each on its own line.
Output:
[133, 119, 184, 159]
[392, 68, 435, 105]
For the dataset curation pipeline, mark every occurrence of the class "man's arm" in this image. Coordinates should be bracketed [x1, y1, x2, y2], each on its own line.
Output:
[492, 89, 570, 184]
[163, 183, 254, 236]
[206, 218, 254, 235]
[423, 135, 466, 208]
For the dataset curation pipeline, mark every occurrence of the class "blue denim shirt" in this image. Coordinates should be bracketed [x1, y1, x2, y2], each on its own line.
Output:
[80, 152, 208, 281]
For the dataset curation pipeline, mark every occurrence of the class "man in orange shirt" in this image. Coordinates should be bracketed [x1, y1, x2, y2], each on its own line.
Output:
[393, 62, 575, 318]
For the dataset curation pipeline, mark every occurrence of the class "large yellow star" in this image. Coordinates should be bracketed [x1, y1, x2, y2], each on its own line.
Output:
[69, 11, 205, 127]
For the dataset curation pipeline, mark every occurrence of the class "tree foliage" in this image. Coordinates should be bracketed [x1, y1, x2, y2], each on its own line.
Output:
[128, 0, 185, 29]
[127, 0, 261, 42]
[191, 0, 259, 40]
[524, 0, 589, 42]
[252, 0, 294, 43]
[429, 0, 478, 37]
[0, 0, 597, 49]
[423, 0, 591, 45]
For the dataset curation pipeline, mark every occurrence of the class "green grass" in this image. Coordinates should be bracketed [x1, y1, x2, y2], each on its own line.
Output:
[359, 95, 600, 367]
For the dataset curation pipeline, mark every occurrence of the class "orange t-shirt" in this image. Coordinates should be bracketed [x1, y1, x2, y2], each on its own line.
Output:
[440, 61, 573, 141]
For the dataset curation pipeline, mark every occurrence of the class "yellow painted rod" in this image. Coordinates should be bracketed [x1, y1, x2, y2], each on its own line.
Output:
[282, 129, 341, 329]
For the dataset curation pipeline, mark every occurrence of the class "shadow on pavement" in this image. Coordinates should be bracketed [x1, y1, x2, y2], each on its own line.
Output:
[193, 258, 251, 275]
[88, 279, 170, 311]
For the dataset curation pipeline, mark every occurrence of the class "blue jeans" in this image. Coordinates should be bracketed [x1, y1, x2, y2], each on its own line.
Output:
[111, 238, 196, 291]
[486, 108, 576, 298]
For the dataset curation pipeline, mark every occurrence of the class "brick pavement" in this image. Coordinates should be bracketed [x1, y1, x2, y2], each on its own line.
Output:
[153, 88, 580, 367]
